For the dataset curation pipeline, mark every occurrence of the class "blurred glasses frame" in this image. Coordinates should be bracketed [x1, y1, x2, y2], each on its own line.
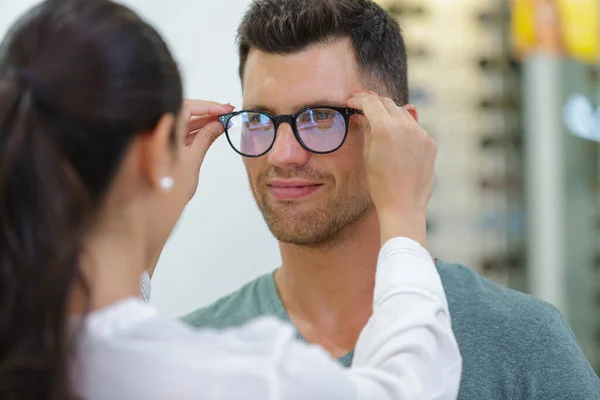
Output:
[218, 106, 364, 158]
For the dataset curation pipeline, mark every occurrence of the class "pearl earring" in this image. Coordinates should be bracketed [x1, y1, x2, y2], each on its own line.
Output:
[160, 176, 174, 192]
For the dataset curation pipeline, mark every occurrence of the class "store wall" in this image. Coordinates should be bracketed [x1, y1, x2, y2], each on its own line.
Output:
[0, 0, 277, 317]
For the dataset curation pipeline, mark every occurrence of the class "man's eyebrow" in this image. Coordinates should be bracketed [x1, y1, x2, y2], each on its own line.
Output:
[242, 100, 349, 115]
[242, 104, 275, 114]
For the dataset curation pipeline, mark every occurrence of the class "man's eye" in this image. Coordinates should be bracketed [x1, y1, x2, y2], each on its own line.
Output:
[313, 111, 331, 120]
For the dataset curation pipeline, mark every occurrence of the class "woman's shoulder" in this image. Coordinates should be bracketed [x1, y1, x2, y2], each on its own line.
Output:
[72, 298, 299, 398]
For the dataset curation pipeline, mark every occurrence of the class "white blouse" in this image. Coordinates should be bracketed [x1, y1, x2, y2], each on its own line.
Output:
[72, 237, 461, 399]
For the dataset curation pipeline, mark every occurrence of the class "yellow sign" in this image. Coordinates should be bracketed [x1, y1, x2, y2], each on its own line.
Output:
[510, 0, 599, 64]
[556, 0, 599, 64]
[510, 0, 537, 59]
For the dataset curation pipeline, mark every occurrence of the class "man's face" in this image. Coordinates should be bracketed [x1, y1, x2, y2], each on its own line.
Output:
[241, 38, 374, 247]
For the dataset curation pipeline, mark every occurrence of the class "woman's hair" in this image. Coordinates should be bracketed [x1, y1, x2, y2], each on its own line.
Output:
[0, 0, 183, 398]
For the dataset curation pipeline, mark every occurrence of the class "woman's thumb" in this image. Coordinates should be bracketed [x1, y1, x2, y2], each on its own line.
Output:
[190, 120, 225, 162]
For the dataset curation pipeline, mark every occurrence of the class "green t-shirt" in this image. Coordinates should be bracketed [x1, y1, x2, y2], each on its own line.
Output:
[183, 260, 600, 399]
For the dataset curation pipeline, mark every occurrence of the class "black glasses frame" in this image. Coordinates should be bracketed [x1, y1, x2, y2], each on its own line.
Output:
[218, 106, 364, 158]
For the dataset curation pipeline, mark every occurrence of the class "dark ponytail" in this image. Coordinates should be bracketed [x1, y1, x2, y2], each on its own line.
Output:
[0, 0, 183, 398]
[0, 70, 91, 400]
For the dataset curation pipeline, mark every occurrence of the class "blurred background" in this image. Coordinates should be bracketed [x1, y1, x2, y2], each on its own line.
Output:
[1, 0, 599, 372]
[377, 0, 600, 372]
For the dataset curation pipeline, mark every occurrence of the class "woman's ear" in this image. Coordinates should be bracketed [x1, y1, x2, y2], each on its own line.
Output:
[138, 113, 176, 190]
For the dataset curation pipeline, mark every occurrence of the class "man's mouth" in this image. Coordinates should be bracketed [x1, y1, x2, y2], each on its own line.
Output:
[267, 180, 323, 200]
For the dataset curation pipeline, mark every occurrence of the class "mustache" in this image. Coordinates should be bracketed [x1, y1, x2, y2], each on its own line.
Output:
[256, 167, 332, 183]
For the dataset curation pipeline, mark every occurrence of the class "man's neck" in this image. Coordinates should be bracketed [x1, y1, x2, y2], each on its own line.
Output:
[275, 210, 381, 357]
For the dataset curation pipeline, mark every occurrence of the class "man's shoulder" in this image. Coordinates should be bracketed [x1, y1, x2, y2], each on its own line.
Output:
[436, 259, 561, 330]
[436, 260, 599, 398]
[182, 272, 279, 329]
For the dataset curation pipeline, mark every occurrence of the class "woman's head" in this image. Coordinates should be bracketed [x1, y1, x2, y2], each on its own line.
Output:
[0, 0, 187, 397]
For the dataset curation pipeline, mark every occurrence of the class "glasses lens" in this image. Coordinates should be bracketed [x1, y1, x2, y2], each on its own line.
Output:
[296, 108, 346, 152]
[226, 112, 275, 156]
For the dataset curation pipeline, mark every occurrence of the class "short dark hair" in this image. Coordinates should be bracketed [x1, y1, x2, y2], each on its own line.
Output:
[237, 0, 408, 103]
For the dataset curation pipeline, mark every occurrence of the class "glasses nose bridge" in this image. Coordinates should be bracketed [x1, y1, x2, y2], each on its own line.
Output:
[272, 114, 295, 133]
[271, 113, 301, 151]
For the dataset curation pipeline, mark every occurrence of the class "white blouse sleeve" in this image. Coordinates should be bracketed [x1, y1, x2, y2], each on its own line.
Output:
[213, 237, 462, 400]
[117, 237, 460, 400]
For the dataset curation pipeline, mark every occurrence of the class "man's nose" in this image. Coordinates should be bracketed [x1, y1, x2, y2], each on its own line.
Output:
[268, 123, 310, 168]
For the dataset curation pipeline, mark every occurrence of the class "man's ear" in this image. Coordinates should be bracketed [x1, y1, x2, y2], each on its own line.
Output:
[402, 104, 419, 123]
[138, 113, 176, 189]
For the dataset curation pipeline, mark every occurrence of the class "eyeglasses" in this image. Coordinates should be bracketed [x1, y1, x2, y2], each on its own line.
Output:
[218, 106, 363, 158]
